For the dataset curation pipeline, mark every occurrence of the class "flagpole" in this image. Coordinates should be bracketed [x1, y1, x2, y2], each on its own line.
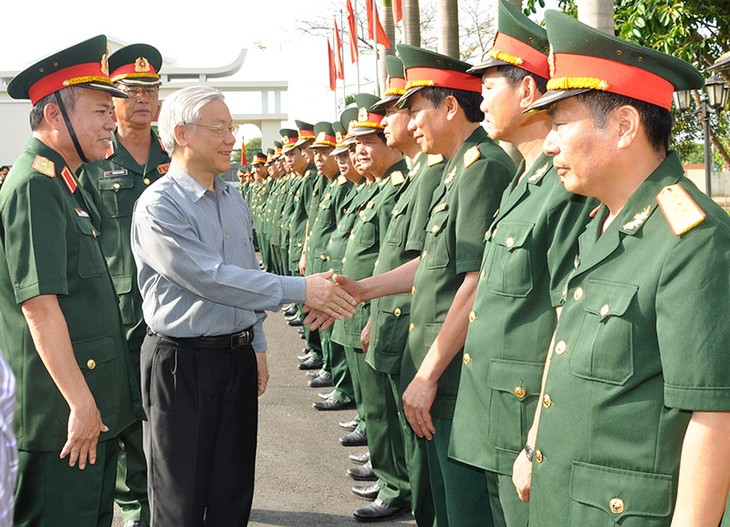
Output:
[340, 10, 347, 111]
[354, 0, 361, 92]
[373, 0, 379, 96]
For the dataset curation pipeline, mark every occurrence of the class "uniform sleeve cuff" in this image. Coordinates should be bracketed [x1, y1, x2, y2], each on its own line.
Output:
[280, 276, 306, 304]
[664, 384, 730, 411]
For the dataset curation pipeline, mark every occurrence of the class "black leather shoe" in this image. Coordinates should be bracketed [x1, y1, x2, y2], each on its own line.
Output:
[312, 397, 354, 411]
[339, 418, 358, 430]
[284, 305, 298, 317]
[353, 499, 409, 522]
[123, 522, 151, 527]
[348, 451, 369, 465]
[298, 357, 323, 370]
[306, 369, 322, 378]
[309, 371, 333, 388]
[288, 318, 303, 327]
[351, 482, 380, 501]
[347, 461, 376, 481]
[318, 390, 335, 400]
[297, 351, 312, 361]
[340, 428, 368, 447]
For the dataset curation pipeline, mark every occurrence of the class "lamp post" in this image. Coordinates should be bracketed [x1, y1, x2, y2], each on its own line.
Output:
[673, 74, 729, 197]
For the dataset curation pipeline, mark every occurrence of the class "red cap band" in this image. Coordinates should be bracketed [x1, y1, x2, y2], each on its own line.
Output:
[110, 62, 159, 82]
[490, 33, 550, 79]
[28, 62, 109, 105]
[405, 67, 482, 93]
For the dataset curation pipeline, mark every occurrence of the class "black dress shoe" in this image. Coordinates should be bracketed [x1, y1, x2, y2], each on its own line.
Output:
[298, 356, 323, 370]
[288, 318, 303, 327]
[340, 428, 367, 447]
[284, 305, 298, 317]
[309, 371, 333, 388]
[339, 418, 358, 430]
[351, 482, 380, 501]
[306, 369, 321, 378]
[297, 351, 312, 361]
[348, 451, 369, 465]
[353, 499, 409, 522]
[318, 390, 334, 400]
[312, 397, 354, 411]
[347, 461, 376, 481]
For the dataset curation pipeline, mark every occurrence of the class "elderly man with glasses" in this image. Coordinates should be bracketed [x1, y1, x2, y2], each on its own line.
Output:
[130, 85, 357, 527]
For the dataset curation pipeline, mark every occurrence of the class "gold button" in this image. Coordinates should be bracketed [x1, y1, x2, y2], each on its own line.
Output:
[513, 386, 526, 398]
[600, 304, 610, 317]
[468, 311, 476, 322]
[374, 259, 379, 267]
[411, 286, 416, 295]
[86, 359, 96, 370]
[113, 182, 121, 190]
[143, 178, 151, 185]
[534, 449, 543, 463]
[555, 340, 567, 355]
[320, 255, 326, 261]
[394, 308, 401, 317]
[392, 208, 398, 216]
[431, 224, 440, 234]
[349, 234, 355, 240]
[342, 257, 347, 263]
[542, 394, 552, 408]
[609, 498, 625, 514]
[421, 250, 427, 259]
[409, 323, 415, 332]
[573, 287, 584, 301]
[506, 236, 515, 248]
[480, 270, 486, 280]
[463, 353, 472, 365]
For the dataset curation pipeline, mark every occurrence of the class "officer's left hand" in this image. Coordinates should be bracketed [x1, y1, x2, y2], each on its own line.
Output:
[402, 375, 437, 440]
[360, 317, 372, 352]
[256, 352, 270, 396]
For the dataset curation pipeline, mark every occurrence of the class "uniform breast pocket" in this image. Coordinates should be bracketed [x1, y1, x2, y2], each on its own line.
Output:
[568, 461, 673, 527]
[354, 208, 378, 249]
[73, 216, 108, 278]
[384, 203, 409, 247]
[65, 335, 120, 419]
[98, 176, 135, 218]
[487, 358, 545, 453]
[569, 279, 638, 385]
[483, 222, 535, 297]
[424, 208, 450, 270]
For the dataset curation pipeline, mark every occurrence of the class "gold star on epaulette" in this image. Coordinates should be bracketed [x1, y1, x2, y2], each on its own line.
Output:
[621, 205, 652, 232]
[656, 184, 706, 236]
[391, 171, 406, 186]
[527, 163, 550, 184]
[32, 155, 55, 178]
[464, 146, 480, 168]
[427, 154, 445, 167]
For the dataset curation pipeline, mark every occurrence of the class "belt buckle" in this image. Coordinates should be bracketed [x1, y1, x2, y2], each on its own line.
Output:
[231, 330, 250, 349]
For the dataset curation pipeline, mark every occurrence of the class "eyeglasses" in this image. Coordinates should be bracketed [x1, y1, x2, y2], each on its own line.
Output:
[186, 122, 239, 137]
[120, 86, 159, 98]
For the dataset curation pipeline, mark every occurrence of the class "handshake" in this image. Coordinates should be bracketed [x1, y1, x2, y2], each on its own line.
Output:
[303, 270, 363, 330]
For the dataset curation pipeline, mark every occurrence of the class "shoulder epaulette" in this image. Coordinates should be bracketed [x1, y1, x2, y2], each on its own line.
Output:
[427, 154, 445, 167]
[391, 171, 406, 186]
[337, 175, 348, 186]
[464, 146, 480, 168]
[32, 155, 55, 178]
[656, 184, 706, 236]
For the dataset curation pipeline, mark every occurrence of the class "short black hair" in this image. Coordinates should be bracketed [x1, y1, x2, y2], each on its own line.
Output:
[577, 91, 672, 154]
[495, 65, 548, 94]
[420, 87, 485, 123]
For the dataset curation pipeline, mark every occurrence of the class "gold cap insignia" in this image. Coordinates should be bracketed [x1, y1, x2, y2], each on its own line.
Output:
[101, 52, 109, 76]
[358, 107, 369, 122]
[134, 57, 151, 73]
[316, 131, 326, 142]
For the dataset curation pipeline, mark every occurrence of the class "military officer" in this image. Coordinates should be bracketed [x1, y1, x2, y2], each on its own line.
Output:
[0, 35, 138, 526]
[513, 11, 730, 526]
[78, 43, 169, 527]
[362, 54, 446, 526]
[446, 4, 596, 526]
[330, 45, 515, 526]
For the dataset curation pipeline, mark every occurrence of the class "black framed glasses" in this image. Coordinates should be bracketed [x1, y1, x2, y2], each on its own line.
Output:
[120, 86, 160, 98]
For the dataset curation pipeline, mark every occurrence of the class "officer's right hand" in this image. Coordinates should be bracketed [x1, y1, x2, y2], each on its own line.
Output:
[61, 397, 107, 470]
[360, 317, 372, 352]
[512, 448, 532, 502]
[298, 253, 307, 276]
[304, 269, 357, 319]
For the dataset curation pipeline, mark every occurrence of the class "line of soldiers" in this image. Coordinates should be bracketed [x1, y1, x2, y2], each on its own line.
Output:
[238, 2, 730, 525]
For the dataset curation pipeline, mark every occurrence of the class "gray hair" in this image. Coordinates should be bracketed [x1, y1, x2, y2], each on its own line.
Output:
[29, 87, 79, 131]
[158, 85, 225, 153]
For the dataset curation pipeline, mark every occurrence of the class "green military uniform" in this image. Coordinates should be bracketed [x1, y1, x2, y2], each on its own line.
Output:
[77, 43, 169, 525]
[396, 41, 515, 527]
[368, 151, 446, 526]
[278, 129, 300, 277]
[524, 11, 730, 525]
[0, 35, 139, 526]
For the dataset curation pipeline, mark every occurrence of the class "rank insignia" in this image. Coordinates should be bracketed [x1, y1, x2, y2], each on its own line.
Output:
[32, 155, 55, 178]
[444, 167, 457, 186]
[157, 163, 170, 174]
[391, 171, 405, 186]
[411, 163, 421, 174]
[464, 146, 480, 168]
[528, 163, 550, 184]
[427, 154, 445, 166]
[656, 184, 706, 236]
[60, 166, 78, 194]
[621, 205, 652, 232]
[337, 175, 347, 185]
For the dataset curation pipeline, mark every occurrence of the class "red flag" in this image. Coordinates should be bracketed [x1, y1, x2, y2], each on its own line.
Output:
[327, 38, 337, 91]
[346, 0, 359, 63]
[393, 0, 402, 24]
[334, 18, 344, 80]
[365, 0, 391, 49]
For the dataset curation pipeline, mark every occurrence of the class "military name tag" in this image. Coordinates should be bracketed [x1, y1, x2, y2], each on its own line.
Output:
[656, 184, 706, 236]
[103, 168, 128, 177]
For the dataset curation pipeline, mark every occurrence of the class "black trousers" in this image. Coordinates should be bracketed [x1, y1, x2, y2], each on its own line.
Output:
[141, 332, 258, 527]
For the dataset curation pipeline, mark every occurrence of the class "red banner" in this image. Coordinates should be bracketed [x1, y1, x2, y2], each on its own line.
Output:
[346, 0, 359, 63]
[328, 39, 336, 91]
[334, 18, 345, 80]
[365, 0, 391, 49]
[393, 0, 402, 24]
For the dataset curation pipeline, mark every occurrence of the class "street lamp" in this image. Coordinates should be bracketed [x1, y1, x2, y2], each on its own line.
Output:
[673, 74, 730, 197]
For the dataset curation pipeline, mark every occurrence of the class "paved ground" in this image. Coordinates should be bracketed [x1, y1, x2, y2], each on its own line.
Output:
[114, 308, 416, 526]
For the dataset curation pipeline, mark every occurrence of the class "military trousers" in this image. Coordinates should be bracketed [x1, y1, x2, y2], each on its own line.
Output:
[483, 469, 528, 527]
[141, 332, 258, 527]
[327, 338, 355, 405]
[15, 440, 118, 527]
[427, 417, 495, 527]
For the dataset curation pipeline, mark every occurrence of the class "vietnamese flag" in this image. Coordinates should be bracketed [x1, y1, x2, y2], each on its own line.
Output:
[365, 0, 391, 49]
[346, 0, 359, 63]
[327, 38, 337, 91]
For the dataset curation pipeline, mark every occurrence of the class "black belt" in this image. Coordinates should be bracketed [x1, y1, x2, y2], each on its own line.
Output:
[154, 327, 255, 350]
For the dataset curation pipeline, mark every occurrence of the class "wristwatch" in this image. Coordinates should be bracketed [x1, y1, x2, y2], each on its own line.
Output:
[524, 444, 534, 462]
